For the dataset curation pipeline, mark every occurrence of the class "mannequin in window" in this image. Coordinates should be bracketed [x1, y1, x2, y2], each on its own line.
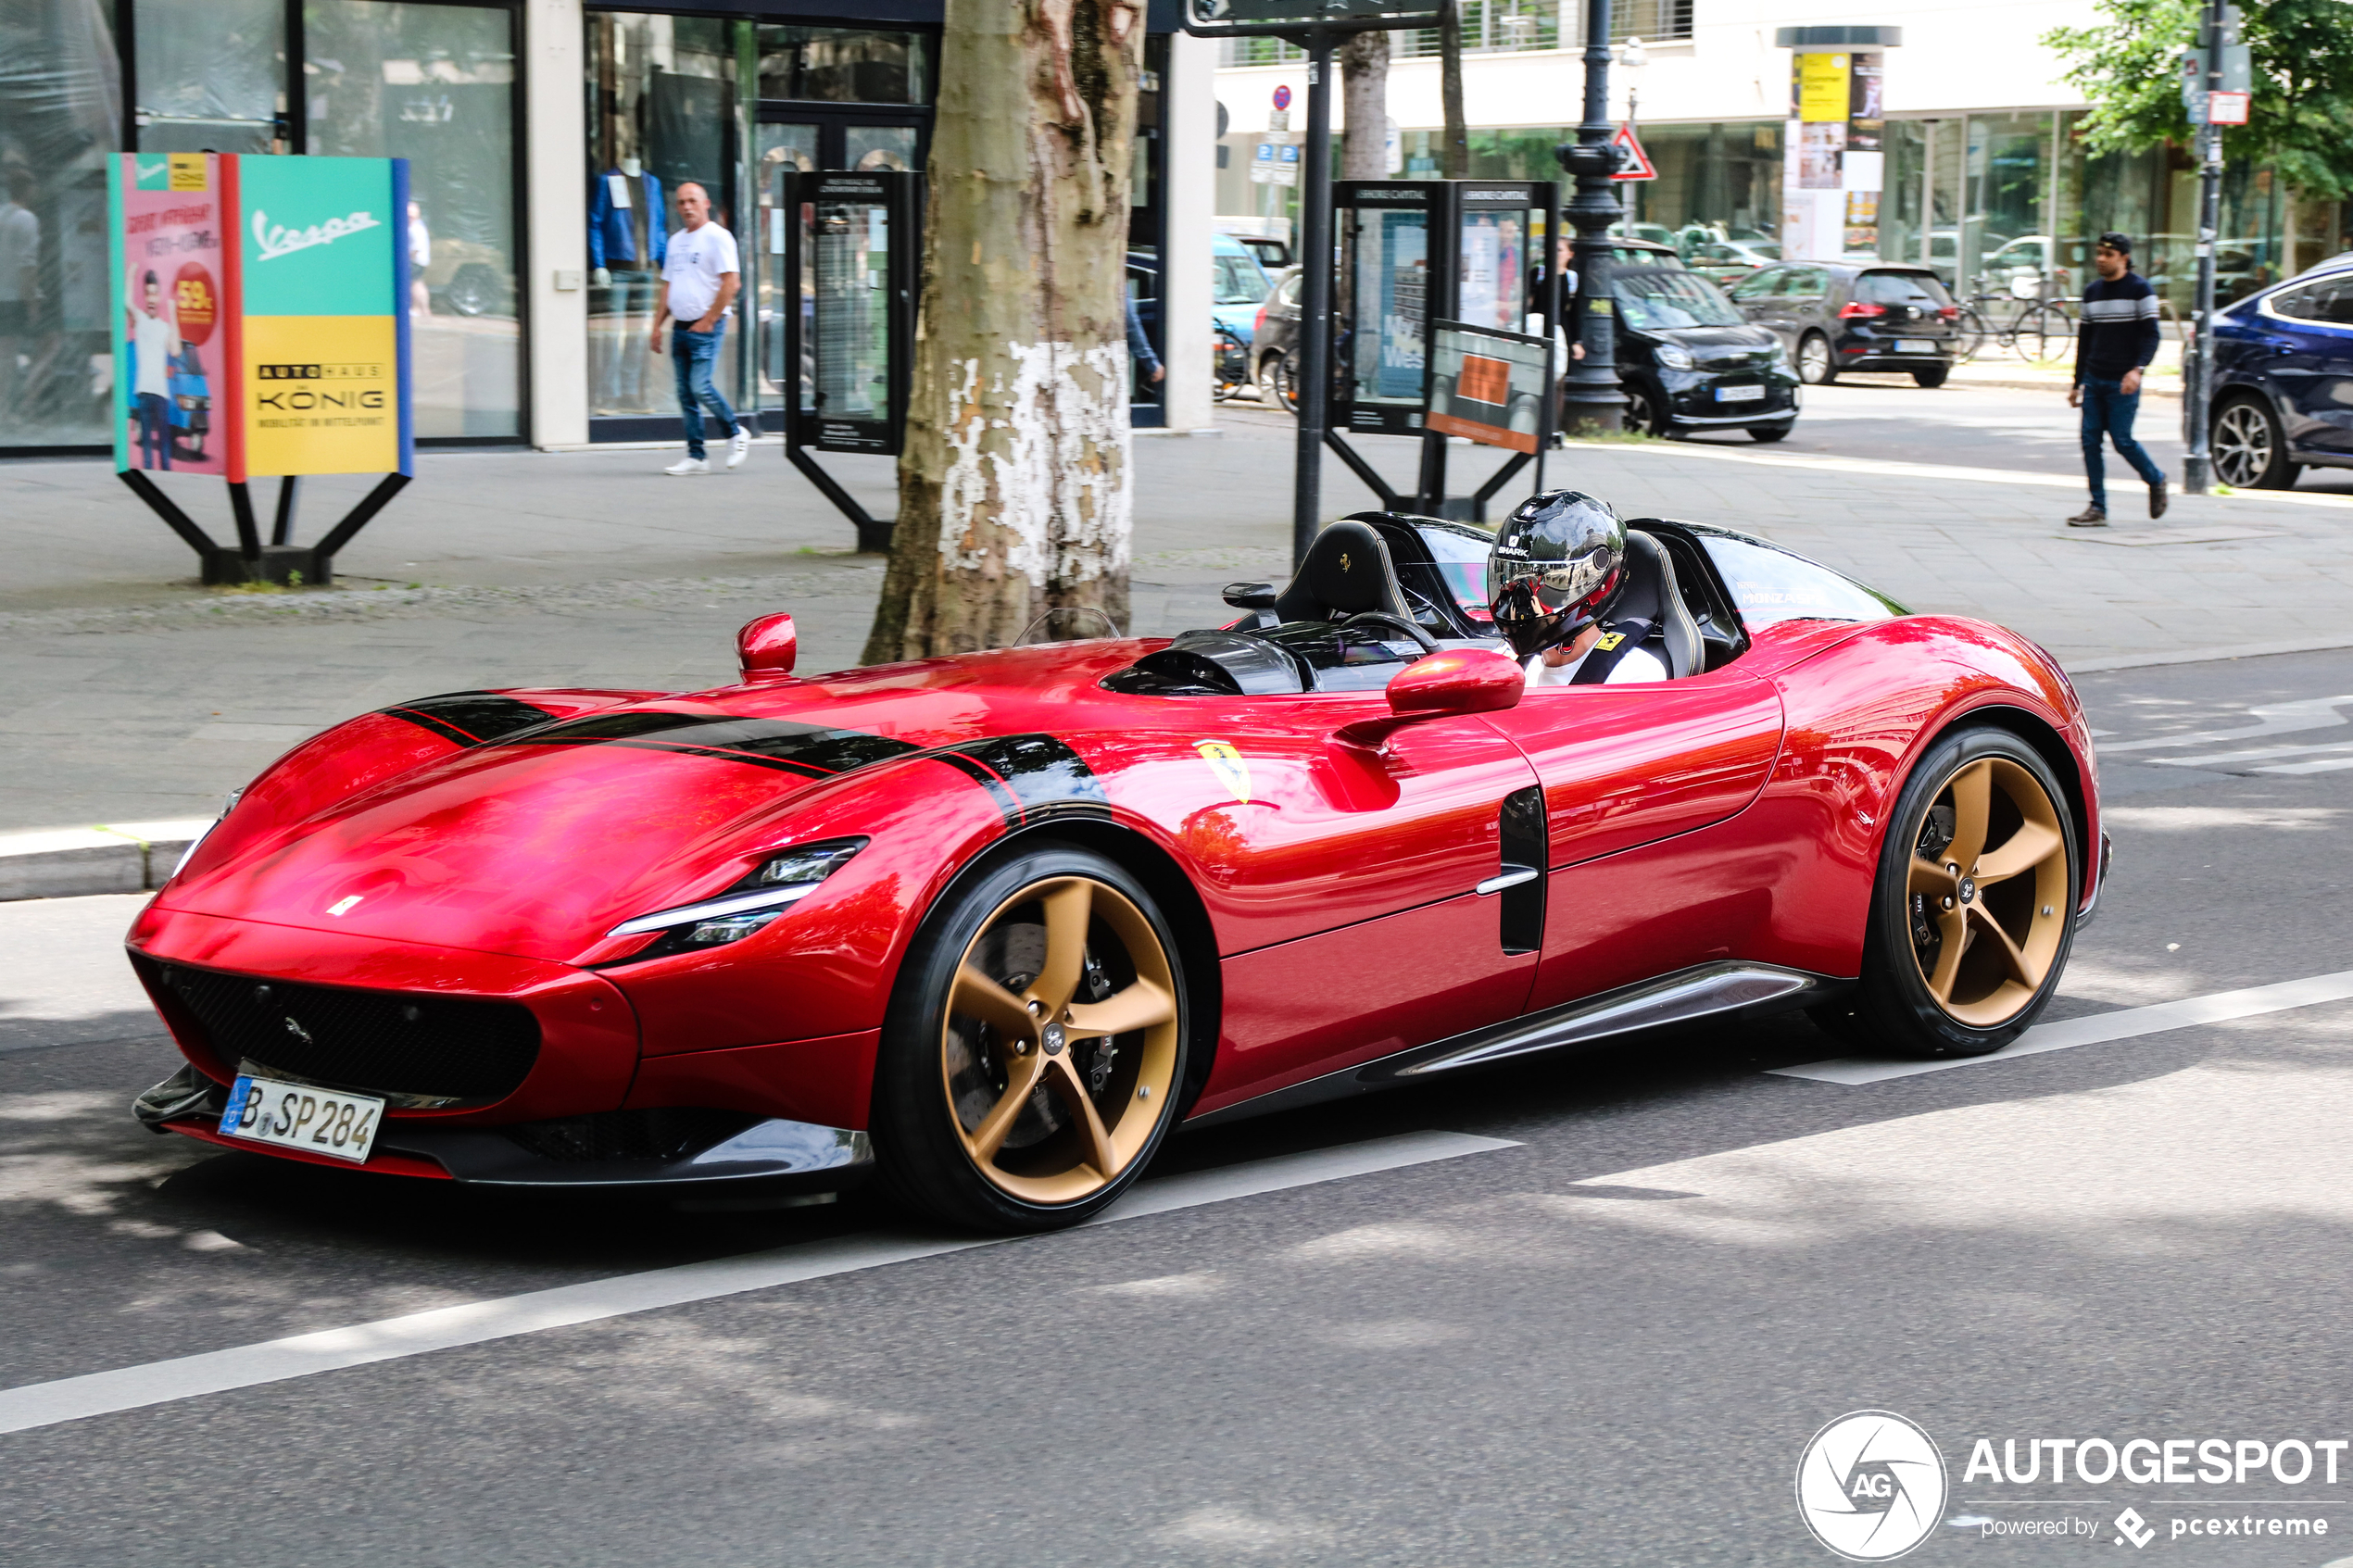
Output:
[590, 157, 667, 409]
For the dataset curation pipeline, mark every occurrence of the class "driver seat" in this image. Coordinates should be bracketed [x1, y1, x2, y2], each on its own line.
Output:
[1613, 531, 1705, 679]
[1272, 519, 1415, 625]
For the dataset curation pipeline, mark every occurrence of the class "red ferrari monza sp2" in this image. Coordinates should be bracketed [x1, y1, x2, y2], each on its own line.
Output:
[129, 514, 2106, 1232]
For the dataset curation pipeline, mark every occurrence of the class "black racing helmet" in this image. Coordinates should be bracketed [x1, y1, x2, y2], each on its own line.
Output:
[1487, 490, 1628, 659]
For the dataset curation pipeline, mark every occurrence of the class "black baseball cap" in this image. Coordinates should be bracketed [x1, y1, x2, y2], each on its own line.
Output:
[2096, 232, 2133, 254]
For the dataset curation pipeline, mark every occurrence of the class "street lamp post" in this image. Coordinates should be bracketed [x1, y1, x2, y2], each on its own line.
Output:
[2183, 0, 2227, 495]
[1556, 0, 1623, 434]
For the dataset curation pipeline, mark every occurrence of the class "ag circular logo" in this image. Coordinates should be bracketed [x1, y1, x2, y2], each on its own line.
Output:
[1795, 1410, 1948, 1562]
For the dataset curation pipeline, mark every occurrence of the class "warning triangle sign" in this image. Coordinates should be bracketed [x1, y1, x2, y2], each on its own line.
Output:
[1610, 122, 1657, 182]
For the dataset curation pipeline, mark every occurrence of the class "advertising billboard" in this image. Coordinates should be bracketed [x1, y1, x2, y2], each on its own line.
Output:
[110, 153, 231, 475]
[1426, 320, 1551, 454]
[108, 154, 411, 482]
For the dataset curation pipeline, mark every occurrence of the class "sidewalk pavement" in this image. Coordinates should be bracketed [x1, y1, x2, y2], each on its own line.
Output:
[5, 410, 2349, 893]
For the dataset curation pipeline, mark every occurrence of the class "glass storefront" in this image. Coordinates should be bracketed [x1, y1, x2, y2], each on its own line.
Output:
[585, 15, 934, 434]
[308, 0, 521, 438]
[585, 13, 740, 423]
[1884, 112, 2287, 317]
[134, 0, 284, 155]
[0, 0, 120, 449]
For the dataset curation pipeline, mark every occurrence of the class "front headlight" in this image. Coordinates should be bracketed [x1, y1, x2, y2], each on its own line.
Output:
[1655, 345, 1694, 370]
[170, 787, 245, 879]
[609, 836, 868, 953]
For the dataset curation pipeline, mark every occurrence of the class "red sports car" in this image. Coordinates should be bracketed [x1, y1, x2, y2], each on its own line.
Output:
[129, 513, 2106, 1232]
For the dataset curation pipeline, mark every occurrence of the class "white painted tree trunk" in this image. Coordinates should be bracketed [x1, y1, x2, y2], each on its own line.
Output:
[862, 0, 1145, 663]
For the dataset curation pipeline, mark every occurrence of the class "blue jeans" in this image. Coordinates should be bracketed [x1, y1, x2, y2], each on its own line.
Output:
[671, 320, 736, 458]
[136, 392, 173, 469]
[2080, 375, 2165, 509]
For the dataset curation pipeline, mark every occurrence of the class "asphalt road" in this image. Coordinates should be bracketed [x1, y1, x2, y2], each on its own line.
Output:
[5, 649, 2352, 1564]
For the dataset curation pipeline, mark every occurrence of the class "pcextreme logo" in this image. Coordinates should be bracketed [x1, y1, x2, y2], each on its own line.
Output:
[1796, 1411, 1949, 1562]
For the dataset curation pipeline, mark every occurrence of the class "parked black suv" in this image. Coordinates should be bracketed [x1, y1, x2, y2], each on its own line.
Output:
[1727, 261, 1958, 385]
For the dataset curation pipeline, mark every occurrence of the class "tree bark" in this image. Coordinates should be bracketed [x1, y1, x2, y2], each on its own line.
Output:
[1440, 2, 1468, 178]
[1339, 31, 1390, 180]
[862, 0, 1145, 665]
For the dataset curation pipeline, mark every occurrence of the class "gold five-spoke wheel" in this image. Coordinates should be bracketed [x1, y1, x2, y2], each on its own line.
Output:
[941, 875, 1181, 1206]
[1904, 756, 2071, 1028]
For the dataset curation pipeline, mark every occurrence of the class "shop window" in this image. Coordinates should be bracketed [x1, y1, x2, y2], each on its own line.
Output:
[0, 0, 120, 449]
[308, 0, 520, 439]
[757, 26, 929, 105]
[134, 0, 283, 154]
[586, 13, 738, 423]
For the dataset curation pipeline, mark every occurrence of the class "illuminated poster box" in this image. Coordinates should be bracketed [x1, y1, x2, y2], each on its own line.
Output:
[110, 153, 412, 482]
[1426, 319, 1553, 454]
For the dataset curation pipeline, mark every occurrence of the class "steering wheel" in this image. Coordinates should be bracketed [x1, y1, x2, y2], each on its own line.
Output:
[1339, 610, 1441, 655]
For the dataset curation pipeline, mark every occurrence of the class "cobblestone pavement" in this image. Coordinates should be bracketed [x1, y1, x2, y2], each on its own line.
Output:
[5, 399, 2349, 833]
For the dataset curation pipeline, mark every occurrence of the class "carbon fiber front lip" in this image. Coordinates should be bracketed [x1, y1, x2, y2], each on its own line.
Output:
[380, 1116, 875, 1188]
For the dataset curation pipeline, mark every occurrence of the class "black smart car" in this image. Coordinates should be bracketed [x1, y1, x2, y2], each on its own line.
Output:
[1609, 253, 1801, 442]
[1726, 261, 1959, 386]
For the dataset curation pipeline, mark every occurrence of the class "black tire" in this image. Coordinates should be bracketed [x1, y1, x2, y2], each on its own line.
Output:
[2015, 304, 2072, 366]
[1622, 379, 1667, 436]
[1267, 350, 1301, 415]
[1808, 726, 2080, 1059]
[1910, 366, 1949, 388]
[2212, 395, 2297, 489]
[1796, 332, 1836, 385]
[870, 842, 1190, 1233]
[1746, 423, 1791, 443]
[446, 264, 504, 319]
[1952, 307, 1989, 364]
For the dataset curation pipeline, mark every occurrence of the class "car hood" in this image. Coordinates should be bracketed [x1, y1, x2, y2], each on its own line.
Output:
[161, 641, 1176, 964]
[1646, 323, 1780, 354]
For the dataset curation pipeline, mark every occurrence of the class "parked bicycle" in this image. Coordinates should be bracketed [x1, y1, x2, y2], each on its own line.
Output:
[1953, 277, 2076, 366]
[1214, 320, 1250, 402]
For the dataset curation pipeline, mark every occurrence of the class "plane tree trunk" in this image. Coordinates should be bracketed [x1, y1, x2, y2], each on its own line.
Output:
[1340, 31, 1390, 180]
[862, 0, 1145, 664]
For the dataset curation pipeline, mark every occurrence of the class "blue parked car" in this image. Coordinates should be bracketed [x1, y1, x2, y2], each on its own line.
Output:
[2209, 257, 2353, 488]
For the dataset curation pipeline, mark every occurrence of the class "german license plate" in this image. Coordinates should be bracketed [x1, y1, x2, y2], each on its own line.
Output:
[1896, 339, 1935, 353]
[1718, 383, 1766, 403]
[220, 1073, 384, 1163]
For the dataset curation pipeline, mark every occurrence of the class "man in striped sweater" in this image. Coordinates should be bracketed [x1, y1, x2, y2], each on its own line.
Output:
[2067, 232, 2168, 526]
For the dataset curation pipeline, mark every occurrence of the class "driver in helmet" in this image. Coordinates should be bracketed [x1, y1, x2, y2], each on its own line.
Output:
[1488, 490, 1667, 686]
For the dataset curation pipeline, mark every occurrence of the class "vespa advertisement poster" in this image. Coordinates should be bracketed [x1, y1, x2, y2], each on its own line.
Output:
[108, 153, 411, 482]
[110, 153, 229, 475]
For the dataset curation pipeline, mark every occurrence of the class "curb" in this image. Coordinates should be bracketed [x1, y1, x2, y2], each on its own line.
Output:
[0, 820, 210, 903]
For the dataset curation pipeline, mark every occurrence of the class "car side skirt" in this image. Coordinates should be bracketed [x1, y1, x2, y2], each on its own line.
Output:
[1184, 960, 1842, 1129]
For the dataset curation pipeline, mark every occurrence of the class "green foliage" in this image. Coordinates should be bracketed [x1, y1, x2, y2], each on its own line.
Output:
[2044, 0, 2353, 196]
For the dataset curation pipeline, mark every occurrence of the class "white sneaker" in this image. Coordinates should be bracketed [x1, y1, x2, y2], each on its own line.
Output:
[725, 429, 751, 470]
[663, 456, 709, 477]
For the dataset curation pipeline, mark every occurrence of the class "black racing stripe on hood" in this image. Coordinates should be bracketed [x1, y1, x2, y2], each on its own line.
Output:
[905, 734, 1110, 829]
[497, 711, 921, 777]
[381, 692, 562, 747]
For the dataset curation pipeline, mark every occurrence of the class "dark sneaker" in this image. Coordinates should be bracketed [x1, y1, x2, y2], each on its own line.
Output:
[2149, 481, 2170, 519]
[2067, 506, 2108, 527]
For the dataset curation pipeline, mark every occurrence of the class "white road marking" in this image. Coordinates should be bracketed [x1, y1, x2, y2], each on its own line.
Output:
[0, 1129, 1515, 1438]
[2103, 694, 2353, 755]
[1771, 971, 2353, 1085]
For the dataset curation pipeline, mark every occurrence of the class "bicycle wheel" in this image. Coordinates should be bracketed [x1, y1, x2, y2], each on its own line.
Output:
[2017, 305, 2074, 366]
[1953, 307, 1989, 364]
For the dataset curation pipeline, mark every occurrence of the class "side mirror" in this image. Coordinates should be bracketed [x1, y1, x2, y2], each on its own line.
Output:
[1221, 581, 1279, 611]
[736, 612, 798, 683]
[1388, 647, 1524, 719]
[1336, 648, 1523, 749]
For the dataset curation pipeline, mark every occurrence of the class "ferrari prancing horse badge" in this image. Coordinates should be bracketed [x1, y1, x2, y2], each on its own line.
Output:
[1194, 740, 1252, 803]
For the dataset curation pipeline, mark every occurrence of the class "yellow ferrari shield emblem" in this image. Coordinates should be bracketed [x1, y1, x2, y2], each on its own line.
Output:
[1194, 740, 1252, 802]
[1593, 631, 1626, 652]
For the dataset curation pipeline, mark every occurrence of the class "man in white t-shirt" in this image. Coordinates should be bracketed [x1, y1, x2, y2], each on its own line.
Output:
[0, 171, 38, 413]
[648, 180, 746, 476]
[125, 267, 179, 470]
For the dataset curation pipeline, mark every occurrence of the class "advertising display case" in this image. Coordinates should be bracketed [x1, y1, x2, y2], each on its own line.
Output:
[780, 169, 919, 456]
[1332, 180, 1556, 437]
